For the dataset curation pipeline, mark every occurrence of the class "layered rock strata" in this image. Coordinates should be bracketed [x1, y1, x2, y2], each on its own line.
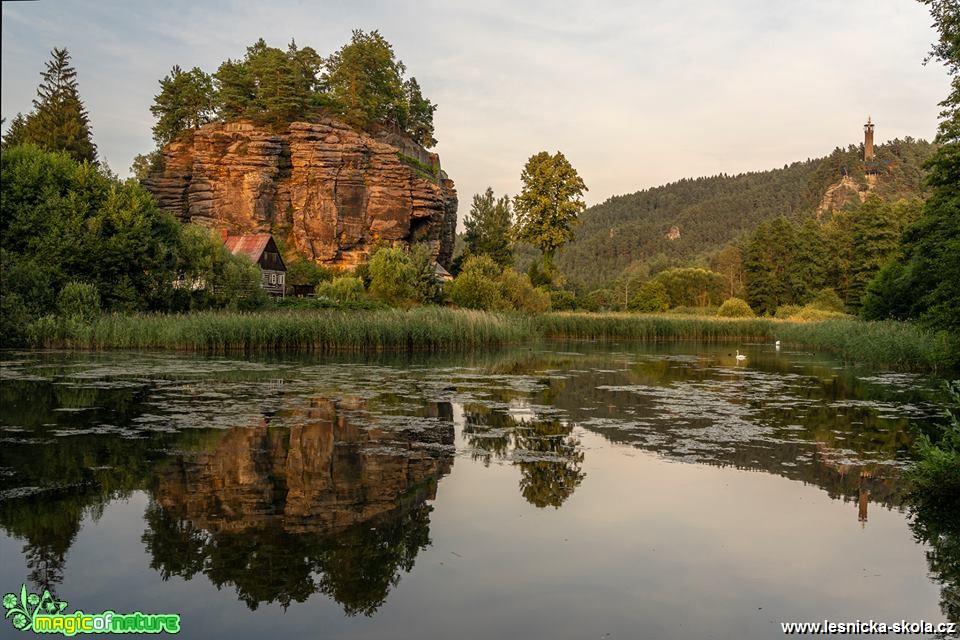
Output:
[143, 119, 457, 268]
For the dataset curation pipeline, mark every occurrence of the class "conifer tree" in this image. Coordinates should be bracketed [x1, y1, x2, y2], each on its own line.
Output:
[403, 77, 436, 148]
[324, 30, 407, 130]
[150, 65, 214, 145]
[464, 188, 513, 268]
[12, 48, 97, 163]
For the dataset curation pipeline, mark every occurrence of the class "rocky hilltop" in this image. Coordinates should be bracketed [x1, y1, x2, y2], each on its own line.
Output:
[143, 118, 458, 268]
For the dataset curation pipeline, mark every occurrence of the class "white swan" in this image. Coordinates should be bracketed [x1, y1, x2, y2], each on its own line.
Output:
[736, 349, 746, 361]
[775, 340, 781, 349]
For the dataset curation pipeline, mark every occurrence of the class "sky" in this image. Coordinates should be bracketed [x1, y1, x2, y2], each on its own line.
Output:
[0, 0, 950, 210]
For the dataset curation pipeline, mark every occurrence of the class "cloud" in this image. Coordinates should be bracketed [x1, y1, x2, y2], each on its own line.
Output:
[1, 0, 949, 208]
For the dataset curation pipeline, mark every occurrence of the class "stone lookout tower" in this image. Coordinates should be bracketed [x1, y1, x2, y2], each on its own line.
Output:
[864, 116, 880, 176]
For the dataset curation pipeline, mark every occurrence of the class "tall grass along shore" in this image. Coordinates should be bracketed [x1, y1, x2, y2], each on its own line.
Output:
[19, 309, 956, 370]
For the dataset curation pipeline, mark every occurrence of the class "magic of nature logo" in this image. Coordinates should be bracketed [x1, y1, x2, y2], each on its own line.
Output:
[3, 584, 180, 635]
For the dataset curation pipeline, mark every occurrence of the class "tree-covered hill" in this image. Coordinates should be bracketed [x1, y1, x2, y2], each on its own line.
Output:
[556, 137, 937, 289]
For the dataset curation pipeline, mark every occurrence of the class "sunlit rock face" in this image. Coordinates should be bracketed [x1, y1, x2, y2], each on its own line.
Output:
[142, 119, 458, 269]
[152, 398, 454, 535]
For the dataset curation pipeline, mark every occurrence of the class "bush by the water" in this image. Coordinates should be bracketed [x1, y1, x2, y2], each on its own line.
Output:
[0, 145, 268, 345]
[716, 297, 755, 318]
[56, 281, 101, 321]
[807, 288, 846, 313]
[629, 281, 670, 312]
[316, 276, 366, 303]
[449, 255, 549, 313]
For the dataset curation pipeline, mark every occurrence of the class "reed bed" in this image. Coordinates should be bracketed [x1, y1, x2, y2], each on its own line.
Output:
[532, 312, 777, 342]
[26, 307, 532, 354]
[22, 309, 956, 370]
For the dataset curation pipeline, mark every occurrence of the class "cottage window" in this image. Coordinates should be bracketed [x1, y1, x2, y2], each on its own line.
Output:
[270, 273, 277, 284]
[279, 274, 285, 285]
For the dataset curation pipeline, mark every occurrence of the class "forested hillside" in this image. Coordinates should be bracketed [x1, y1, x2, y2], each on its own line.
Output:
[556, 138, 936, 288]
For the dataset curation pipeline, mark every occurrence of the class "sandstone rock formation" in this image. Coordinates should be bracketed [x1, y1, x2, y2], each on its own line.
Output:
[142, 119, 458, 268]
[815, 174, 871, 220]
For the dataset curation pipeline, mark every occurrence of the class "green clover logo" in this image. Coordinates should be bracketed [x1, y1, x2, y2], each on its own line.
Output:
[3, 585, 67, 632]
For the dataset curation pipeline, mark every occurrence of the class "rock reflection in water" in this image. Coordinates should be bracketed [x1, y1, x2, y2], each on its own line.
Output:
[143, 398, 454, 614]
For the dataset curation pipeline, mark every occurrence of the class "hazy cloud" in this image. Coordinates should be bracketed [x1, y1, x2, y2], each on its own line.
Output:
[1, 0, 949, 209]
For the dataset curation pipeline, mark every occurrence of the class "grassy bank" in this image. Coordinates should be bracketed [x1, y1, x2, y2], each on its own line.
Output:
[20, 309, 956, 370]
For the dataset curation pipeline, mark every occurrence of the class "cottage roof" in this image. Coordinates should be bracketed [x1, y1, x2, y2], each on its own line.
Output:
[224, 234, 273, 262]
[433, 261, 453, 280]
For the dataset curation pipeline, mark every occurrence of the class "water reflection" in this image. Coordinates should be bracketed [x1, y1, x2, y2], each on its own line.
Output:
[143, 400, 452, 613]
[0, 346, 952, 627]
[464, 405, 584, 508]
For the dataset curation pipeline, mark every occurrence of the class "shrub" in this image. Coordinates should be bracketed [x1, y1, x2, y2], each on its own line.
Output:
[527, 261, 552, 287]
[367, 246, 417, 307]
[584, 288, 618, 312]
[317, 276, 366, 303]
[500, 270, 551, 313]
[549, 289, 577, 311]
[807, 288, 846, 313]
[56, 281, 101, 321]
[410, 244, 443, 305]
[449, 255, 504, 310]
[775, 304, 803, 319]
[629, 281, 670, 312]
[788, 306, 849, 322]
[286, 259, 333, 291]
[716, 297, 755, 318]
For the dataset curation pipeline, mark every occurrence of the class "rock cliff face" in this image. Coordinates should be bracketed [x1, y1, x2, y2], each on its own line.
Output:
[143, 119, 458, 268]
[815, 174, 871, 220]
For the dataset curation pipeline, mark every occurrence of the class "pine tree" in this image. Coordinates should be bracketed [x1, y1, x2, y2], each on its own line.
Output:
[213, 58, 256, 121]
[0, 113, 28, 148]
[464, 187, 513, 268]
[403, 77, 436, 148]
[17, 48, 97, 163]
[150, 65, 214, 145]
[324, 30, 407, 130]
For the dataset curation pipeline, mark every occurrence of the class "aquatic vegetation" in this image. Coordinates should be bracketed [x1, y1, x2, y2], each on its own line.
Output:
[20, 309, 955, 370]
[24, 308, 532, 354]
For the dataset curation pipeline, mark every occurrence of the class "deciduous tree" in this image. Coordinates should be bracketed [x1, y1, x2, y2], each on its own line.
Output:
[512, 151, 587, 274]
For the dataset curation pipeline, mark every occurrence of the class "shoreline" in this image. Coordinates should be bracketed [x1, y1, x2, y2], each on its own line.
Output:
[10, 309, 955, 372]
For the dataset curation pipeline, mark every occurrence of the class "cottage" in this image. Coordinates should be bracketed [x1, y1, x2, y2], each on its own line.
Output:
[433, 261, 453, 283]
[223, 233, 287, 296]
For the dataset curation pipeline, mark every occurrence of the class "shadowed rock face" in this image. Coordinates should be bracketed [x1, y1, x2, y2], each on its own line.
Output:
[143, 119, 458, 269]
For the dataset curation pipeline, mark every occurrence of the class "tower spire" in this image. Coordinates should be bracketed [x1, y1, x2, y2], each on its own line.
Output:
[864, 116, 875, 162]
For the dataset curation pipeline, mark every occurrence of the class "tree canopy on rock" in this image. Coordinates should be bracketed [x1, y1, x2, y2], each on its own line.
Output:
[146, 32, 437, 149]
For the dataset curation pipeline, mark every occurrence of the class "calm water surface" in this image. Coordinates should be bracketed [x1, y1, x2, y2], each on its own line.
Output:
[0, 343, 954, 639]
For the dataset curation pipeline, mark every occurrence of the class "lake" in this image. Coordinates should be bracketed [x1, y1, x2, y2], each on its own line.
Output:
[0, 343, 954, 638]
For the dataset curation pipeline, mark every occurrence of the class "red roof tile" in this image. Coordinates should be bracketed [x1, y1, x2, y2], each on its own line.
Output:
[223, 234, 272, 262]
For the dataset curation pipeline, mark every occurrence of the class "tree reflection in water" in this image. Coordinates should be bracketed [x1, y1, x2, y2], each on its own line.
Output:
[143, 498, 434, 614]
[139, 399, 453, 614]
[910, 508, 960, 625]
[463, 405, 585, 508]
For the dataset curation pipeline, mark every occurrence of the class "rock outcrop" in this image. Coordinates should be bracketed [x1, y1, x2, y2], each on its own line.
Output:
[815, 174, 871, 220]
[143, 119, 458, 268]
